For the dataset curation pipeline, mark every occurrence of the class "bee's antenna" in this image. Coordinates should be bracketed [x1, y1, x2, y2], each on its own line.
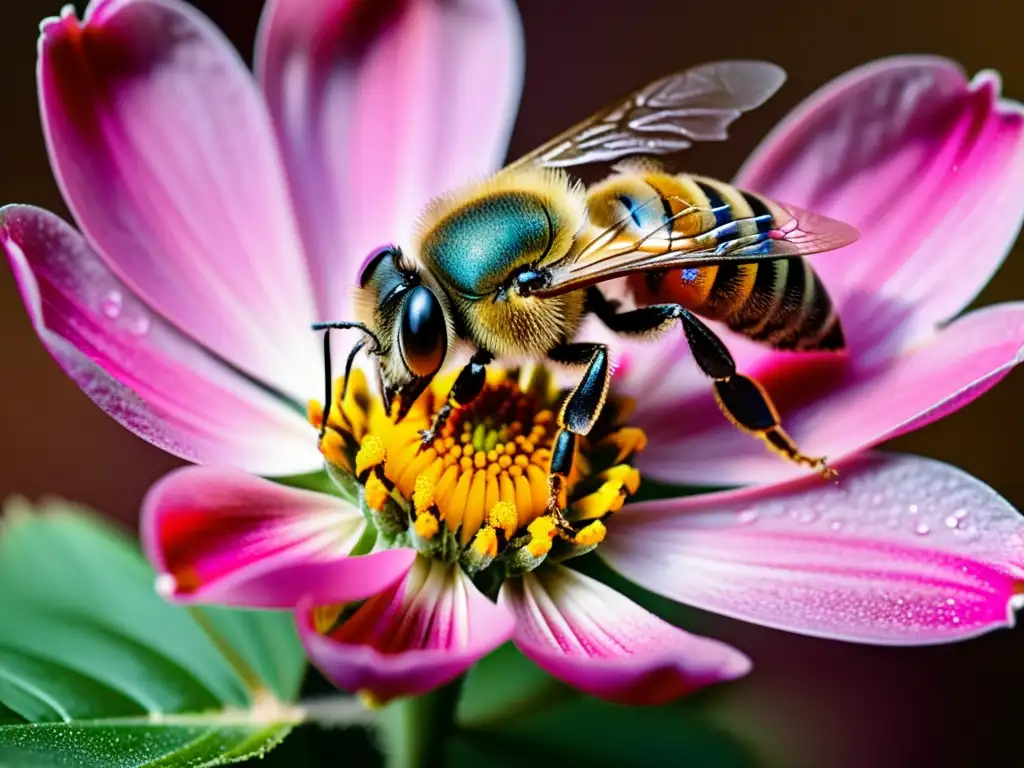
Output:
[312, 322, 382, 440]
[311, 321, 381, 350]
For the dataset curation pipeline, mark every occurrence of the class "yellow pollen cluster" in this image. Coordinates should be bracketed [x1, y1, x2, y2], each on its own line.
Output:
[309, 366, 645, 574]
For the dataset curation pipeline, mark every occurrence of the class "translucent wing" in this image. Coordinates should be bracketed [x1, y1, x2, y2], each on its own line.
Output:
[532, 199, 859, 297]
[506, 61, 786, 171]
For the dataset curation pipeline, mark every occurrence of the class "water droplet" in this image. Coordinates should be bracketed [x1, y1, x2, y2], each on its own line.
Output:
[907, 504, 919, 514]
[952, 616, 961, 624]
[100, 290, 122, 319]
[953, 508, 969, 520]
[736, 509, 759, 525]
[126, 314, 150, 336]
[795, 508, 819, 524]
[946, 598, 956, 606]
[829, 520, 844, 531]
[944, 515, 961, 530]
[914, 522, 931, 536]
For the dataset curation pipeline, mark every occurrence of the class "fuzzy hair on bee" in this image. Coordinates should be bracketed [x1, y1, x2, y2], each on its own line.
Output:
[413, 166, 589, 359]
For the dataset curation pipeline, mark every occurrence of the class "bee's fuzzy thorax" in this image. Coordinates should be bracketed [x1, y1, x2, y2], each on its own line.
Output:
[412, 165, 587, 249]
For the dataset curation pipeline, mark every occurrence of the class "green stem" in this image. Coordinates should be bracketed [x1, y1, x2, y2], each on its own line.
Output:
[378, 678, 465, 768]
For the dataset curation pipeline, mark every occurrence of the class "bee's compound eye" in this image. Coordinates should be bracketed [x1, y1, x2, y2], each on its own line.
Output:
[359, 244, 400, 288]
[399, 286, 447, 377]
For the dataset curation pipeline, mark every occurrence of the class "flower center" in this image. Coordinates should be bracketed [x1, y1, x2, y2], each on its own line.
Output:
[309, 365, 646, 578]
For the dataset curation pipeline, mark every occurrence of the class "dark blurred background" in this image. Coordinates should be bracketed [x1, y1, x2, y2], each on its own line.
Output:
[1, 1, 1021, 766]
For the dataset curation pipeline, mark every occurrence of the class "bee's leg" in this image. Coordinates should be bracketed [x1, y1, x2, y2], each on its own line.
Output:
[419, 349, 494, 446]
[545, 342, 611, 534]
[585, 288, 834, 479]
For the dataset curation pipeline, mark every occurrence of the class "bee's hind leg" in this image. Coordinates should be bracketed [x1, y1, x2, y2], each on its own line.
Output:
[419, 349, 494, 446]
[545, 342, 612, 535]
[585, 287, 835, 480]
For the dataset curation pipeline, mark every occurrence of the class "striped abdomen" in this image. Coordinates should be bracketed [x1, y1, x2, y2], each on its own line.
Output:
[586, 169, 845, 351]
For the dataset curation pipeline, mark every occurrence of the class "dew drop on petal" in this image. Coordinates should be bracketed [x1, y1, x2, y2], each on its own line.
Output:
[914, 522, 931, 536]
[907, 503, 919, 514]
[829, 520, 844, 531]
[954, 508, 969, 520]
[736, 509, 759, 525]
[100, 290, 123, 319]
[944, 515, 961, 530]
[795, 508, 819, 524]
[126, 314, 150, 336]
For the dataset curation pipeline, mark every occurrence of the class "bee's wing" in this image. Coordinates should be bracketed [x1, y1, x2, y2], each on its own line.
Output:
[506, 61, 786, 171]
[533, 199, 859, 297]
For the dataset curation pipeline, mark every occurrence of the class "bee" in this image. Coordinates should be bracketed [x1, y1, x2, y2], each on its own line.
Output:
[316, 61, 858, 522]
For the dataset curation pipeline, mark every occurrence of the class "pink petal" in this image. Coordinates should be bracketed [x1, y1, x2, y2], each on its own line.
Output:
[142, 466, 415, 608]
[2, 205, 321, 476]
[40, 1, 319, 401]
[602, 454, 1024, 645]
[256, 0, 523, 319]
[298, 556, 515, 703]
[736, 56, 1024, 353]
[632, 302, 1024, 487]
[499, 565, 750, 705]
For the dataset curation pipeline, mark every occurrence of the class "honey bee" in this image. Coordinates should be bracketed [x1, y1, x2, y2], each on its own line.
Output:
[317, 61, 858, 522]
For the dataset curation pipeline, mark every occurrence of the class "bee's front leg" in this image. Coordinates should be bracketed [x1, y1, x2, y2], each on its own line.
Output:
[419, 349, 493, 446]
[545, 342, 611, 537]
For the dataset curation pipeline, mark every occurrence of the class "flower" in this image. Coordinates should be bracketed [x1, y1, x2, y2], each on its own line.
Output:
[144, 365, 753, 705]
[3, 0, 1024, 708]
[616, 57, 1024, 487]
[142, 362, 1024, 707]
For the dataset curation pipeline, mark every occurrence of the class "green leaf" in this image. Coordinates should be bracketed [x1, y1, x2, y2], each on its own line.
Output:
[0, 498, 308, 767]
[454, 636, 756, 767]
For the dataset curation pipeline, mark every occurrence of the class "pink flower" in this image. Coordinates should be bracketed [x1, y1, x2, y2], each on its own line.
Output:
[3, 0, 1024, 707]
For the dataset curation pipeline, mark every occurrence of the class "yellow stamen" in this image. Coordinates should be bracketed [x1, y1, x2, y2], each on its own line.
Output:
[313, 364, 646, 576]
[573, 520, 607, 547]
[487, 501, 518, 539]
[307, 399, 324, 430]
[355, 435, 386, 476]
[412, 475, 437, 515]
[600, 427, 649, 464]
[413, 512, 439, 541]
[358, 690, 384, 710]
[526, 515, 558, 558]
[319, 429, 350, 472]
[572, 465, 642, 521]
[312, 604, 344, 635]
[470, 527, 498, 558]
[363, 472, 390, 511]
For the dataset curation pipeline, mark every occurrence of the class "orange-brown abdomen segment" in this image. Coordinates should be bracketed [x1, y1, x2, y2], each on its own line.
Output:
[586, 169, 844, 351]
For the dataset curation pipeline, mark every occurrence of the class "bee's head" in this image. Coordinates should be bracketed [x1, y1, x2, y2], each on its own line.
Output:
[358, 244, 450, 421]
